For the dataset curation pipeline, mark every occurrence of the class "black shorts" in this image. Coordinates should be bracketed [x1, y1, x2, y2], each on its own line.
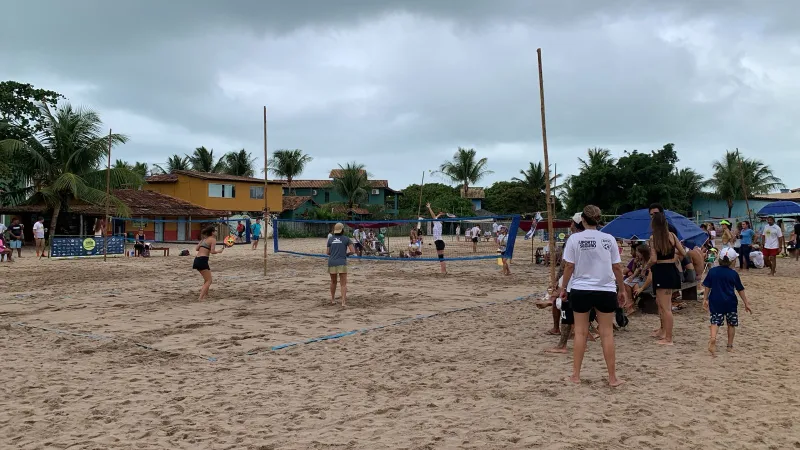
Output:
[193, 256, 210, 271]
[568, 289, 618, 314]
[355, 242, 363, 250]
[560, 299, 597, 325]
[435, 240, 445, 251]
[472, 237, 478, 243]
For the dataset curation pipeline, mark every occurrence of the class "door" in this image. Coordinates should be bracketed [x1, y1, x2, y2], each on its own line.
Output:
[155, 217, 164, 242]
[177, 216, 187, 241]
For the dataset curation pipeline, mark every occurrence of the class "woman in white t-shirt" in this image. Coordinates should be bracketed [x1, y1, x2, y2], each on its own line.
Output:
[426, 203, 447, 275]
[496, 225, 510, 275]
[560, 205, 626, 387]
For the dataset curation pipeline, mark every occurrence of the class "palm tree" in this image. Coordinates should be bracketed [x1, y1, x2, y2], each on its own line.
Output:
[512, 161, 561, 200]
[113, 159, 132, 170]
[578, 147, 616, 171]
[268, 149, 313, 195]
[222, 149, 256, 177]
[132, 162, 149, 178]
[153, 154, 190, 174]
[189, 146, 225, 173]
[708, 149, 784, 217]
[673, 168, 708, 216]
[438, 147, 493, 195]
[0, 103, 141, 233]
[331, 162, 371, 217]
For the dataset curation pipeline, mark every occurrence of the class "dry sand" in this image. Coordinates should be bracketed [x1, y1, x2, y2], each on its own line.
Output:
[1, 241, 799, 449]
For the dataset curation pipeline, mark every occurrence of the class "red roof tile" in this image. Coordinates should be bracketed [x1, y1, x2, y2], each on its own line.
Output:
[146, 171, 282, 184]
[282, 196, 316, 212]
[0, 190, 229, 218]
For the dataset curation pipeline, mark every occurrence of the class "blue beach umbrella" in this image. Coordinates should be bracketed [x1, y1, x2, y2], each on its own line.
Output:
[756, 200, 800, 217]
[600, 209, 708, 249]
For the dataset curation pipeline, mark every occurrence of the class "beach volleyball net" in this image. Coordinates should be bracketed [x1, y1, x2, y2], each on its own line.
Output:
[273, 215, 522, 261]
[108, 217, 269, 245]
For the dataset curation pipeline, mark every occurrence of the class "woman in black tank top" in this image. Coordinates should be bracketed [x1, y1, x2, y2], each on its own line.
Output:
[646, 212, 686, 346]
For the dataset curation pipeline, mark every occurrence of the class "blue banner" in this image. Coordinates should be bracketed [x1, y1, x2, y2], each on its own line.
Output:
[50, 236, 126, 259]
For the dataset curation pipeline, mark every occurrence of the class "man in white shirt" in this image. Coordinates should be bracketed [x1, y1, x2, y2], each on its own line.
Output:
[33, 216, 46, 257]
[492, 219, 499, 237]
[760, 215, 783, 276]
[561, 205, 626, 388]
[426, 203, 447, 274]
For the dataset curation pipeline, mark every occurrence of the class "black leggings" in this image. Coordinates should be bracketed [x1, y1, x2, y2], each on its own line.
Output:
[739, 244, 751, 269]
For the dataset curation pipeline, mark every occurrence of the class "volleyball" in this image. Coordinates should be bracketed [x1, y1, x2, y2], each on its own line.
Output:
[224, 235, 236, 247]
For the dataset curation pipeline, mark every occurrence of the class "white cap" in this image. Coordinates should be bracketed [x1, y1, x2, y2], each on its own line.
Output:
[572, 212, 582, 225]
[719, 247, 738, 261]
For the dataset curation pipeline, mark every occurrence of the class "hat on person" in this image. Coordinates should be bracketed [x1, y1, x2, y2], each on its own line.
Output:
[720, 219, 731, 226]
[333, 223, 344, 234]
[719, 247, 738, 261]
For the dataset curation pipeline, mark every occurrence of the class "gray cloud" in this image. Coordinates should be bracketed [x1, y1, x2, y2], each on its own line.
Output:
[2, 0, 798, 191]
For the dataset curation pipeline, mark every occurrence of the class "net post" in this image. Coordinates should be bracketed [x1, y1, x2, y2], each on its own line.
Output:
[104, 128, 112, 262]
[263, 105, 269, 277]
[506, 215, 521, 259]
[537, 48, 557, 291]
[272, 217, 279, 254]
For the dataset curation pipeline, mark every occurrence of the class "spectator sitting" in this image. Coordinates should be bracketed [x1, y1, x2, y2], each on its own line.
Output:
[749, 245, 765, 269]
[0, 237, 12, 262]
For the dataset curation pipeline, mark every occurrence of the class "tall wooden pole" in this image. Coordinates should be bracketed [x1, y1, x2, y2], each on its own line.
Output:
[537, 48, 557, 291]
[416, 171, 425, 218]
[104, 129, 112, 262]
[268, 106, 277, 276]
[736, 148, 752, 225]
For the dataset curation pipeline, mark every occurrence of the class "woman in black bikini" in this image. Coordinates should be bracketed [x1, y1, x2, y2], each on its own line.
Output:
[645, 212, 686, 345]
[134, 228, 146, 256]
[194, 225, 224, 300]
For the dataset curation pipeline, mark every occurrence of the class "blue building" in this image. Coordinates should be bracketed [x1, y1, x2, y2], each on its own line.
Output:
[461, 187, 485, 211]
[692, 189, 800, 220]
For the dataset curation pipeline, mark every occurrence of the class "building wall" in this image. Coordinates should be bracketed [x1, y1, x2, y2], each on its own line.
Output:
[284, 186, 387, 206]
[123, 218, 207, 241]
[691, 198, 774, 220]
[145, 174, 282, 213]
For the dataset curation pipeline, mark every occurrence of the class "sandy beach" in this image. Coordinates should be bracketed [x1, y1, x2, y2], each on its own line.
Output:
[1, 242, 799, 449]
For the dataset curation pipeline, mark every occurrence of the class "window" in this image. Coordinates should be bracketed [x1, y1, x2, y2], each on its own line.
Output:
[324, 191, 330, 203]
[208, 183, 235, 198]
[250, 186, 264, 199]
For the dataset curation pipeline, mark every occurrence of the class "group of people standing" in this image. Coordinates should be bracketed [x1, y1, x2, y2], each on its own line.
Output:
[0, 216, 47, 261]
[543, 203, 754, 386]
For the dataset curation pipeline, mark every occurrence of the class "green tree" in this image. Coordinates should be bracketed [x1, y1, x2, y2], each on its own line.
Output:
[672, 168, 708, 217]
[268, 149, 313, 195]
[223, 149, 256, 177]
[563, 147, 619, 213]
[154, 154, 190, 174]
[189, 146, 225, 173]
[484, 181, 535, 214]
[0, 103, 141, 233]
[0, 82, 64, 203]
[438, 147, 493, 195]
[511, 161, 561, 210]
[331, 162, 371, 218]
[0, 81, 64, 140]
[708, 149, 784, 217]
[398, 183, 472, 218]
[132, 162, 149, 178]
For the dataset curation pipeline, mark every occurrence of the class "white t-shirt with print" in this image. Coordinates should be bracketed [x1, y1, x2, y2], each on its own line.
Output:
[33, 221, 45, 239]
[432, 221, 443, 241]
[762, 224, 782, 249]
[749, 251, 764, 268]
[562, 229, 621, 293]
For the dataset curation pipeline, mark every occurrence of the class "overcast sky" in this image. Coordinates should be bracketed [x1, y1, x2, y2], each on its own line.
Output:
[2, 0, 799, 191]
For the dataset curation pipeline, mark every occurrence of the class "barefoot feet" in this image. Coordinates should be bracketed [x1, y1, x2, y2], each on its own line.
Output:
[708, 338, 716, 355]
[545, 347, 568, 354]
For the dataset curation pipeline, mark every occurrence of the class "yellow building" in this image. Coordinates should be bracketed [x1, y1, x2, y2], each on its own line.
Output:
[145, 170, 283, 214]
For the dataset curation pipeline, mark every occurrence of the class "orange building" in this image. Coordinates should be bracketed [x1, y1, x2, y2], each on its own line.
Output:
[144, 171, 283, 214]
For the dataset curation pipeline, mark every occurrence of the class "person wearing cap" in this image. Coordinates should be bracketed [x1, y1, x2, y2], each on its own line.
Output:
[702, 247, 752, 354]
[326, 223, 356, 307]
[720, 220, 733, 248]
[561, 205, 626, 387]
[760, 216, 783, 276]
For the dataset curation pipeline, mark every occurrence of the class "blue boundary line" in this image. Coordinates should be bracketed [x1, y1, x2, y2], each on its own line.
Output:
[248, 292, 543, 355]
[13, 322, 218, 362]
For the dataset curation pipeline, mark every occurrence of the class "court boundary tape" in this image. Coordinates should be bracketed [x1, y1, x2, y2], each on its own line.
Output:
[248, 291, 544, 355]
[12, 322, 218, 362]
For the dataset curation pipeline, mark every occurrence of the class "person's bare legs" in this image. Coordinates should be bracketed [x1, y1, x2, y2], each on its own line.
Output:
[568, 311, 590, 384]
[726, 324, 736, 351]
[708, 324, 718, 355]
[199, 270, 212, 300]
[596, 311, 624, 387]
[549, 304, 561, 335]
[339, 273, 348, 307]
[656, 289, 674, 345]
[652, 295, 665, 337]
[769, 255, 777, 276]
[438, 250, 447, 274]
[546, 323, 571, 353]
[329, 273, 337, 305]
[35, 239, 43, 257]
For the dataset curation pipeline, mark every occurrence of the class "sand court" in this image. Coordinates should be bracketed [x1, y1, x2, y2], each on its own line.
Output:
[2, 244, 799, 448]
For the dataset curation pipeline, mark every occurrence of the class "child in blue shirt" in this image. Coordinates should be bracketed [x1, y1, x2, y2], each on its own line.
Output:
[702, 248, 752, 355]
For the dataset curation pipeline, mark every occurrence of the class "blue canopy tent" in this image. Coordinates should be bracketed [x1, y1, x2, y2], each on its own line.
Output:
[600, 209, 708, 249]
[756, 201, 800, 217]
